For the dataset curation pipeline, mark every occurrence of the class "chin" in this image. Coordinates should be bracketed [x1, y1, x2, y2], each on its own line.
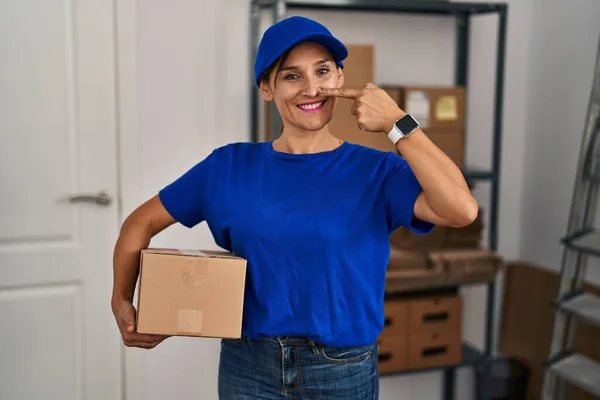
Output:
[301, 122, 328, 132]
[298, 116, 333, 132]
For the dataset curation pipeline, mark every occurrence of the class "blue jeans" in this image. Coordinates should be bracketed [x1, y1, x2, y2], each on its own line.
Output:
[218, 336, 379, 399]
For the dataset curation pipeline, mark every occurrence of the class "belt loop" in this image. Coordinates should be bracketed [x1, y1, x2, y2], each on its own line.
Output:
[308, 339, 319, 355]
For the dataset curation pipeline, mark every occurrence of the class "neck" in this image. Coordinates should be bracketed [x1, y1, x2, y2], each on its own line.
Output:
[275, 125, 342, 154]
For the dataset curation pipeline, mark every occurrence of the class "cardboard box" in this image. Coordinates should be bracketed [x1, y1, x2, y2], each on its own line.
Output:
[377, 336, 408, 373]
[407, 329, 462, 370]
[407, 294, 463, 370]
[428, 249, 504, 286]
[328, 45, 398, 153]
[444, 208, 484, 248]
[408, 295, 463, 336]
[384, 261, 445, 294]
[379, 299, 409, 339]
[389, 225, 448, 252]
[384, 86, 466, 167]
[499, 262, 600, 400]
[389, 208, 483, 253]
[387, 248, 429, 271]
[426, 127, 465, 168]
[377, 295, 462, 372]
[136, 248, 247, 338]
[384, 86, 466, 129]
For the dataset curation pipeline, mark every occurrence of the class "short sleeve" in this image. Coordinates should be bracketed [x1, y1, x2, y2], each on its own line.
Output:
[158, 151, 216, 228]
[383, 154, 435, 234]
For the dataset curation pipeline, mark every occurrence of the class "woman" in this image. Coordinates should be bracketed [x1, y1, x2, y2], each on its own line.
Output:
[111, 16, 477, 400]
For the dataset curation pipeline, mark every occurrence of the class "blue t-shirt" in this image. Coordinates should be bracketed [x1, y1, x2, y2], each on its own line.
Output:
[158, 141, 434, 347]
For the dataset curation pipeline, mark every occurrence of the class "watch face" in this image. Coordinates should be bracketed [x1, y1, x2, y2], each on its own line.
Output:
[395, 115, 419, 135]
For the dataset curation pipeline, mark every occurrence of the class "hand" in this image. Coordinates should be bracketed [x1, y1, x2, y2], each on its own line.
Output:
[112, 299, 169, 349]
[320, 83, 406, 133]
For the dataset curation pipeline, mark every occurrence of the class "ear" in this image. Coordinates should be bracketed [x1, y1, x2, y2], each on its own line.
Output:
[259, 80, 274, 102]
[336, 66, 345, 87]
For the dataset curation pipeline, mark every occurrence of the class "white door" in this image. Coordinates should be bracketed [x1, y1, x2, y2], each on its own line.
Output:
[0, 1, 122, 400]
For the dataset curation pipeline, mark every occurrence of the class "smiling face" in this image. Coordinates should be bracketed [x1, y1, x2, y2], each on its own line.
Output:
[259, 42, 345, 133]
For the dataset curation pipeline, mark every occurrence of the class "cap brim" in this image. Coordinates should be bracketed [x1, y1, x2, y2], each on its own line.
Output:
[258, 33, 348, 85]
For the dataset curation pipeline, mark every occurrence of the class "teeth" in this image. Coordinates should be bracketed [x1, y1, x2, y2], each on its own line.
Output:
[299, 101, 324, 110]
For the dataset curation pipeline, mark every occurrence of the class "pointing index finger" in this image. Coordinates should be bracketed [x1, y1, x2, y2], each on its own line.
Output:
[320, 87, 361, 99]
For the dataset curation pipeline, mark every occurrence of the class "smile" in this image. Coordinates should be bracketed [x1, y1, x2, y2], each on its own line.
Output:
[297, 100, 326, 112]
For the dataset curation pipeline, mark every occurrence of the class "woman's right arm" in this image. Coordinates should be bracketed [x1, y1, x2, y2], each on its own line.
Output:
[111, 195, 176, 349]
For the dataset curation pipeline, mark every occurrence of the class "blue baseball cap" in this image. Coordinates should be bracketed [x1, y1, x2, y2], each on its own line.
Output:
[254, 16, 348, 87]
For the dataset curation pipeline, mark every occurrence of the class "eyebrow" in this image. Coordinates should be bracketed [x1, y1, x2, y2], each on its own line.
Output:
[279, 58, 333, 72]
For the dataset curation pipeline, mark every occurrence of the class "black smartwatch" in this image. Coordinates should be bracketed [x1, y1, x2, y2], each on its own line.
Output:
[387, 114, 419, 144]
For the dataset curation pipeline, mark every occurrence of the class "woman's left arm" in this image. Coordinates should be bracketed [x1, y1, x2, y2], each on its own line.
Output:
[321, 83, 478, 228]
[394, 127, 478, 228]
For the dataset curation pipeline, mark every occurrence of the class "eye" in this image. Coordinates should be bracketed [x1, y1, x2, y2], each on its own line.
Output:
[317, 67, 330, 76]
[284, 73, 299, 81]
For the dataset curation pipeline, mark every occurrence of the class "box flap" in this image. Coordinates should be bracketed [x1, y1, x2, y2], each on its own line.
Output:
[141, 248, 244, 260]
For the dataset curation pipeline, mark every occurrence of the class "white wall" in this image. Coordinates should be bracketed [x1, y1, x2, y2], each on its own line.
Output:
[119, 0, 600, 399]
[520, 0, 600, 285]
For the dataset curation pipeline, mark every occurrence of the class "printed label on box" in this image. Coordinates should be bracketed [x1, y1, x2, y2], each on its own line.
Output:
[406, 91, 430, 128]
[435, 96, 459, 121]
[177, 309, 204, 334]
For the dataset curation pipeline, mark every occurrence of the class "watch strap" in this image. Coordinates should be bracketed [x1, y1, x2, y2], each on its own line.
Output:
[387, 126, 403, 144]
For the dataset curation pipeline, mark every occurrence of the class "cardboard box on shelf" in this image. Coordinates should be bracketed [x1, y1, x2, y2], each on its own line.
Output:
[428, 249, 504, 286]
[384, 86, 466, 168]
[408, 295, 463, 337]
[387, 247, 429, 271]
[379, 299, 409, 339]
[407, 294, 463, 369]
[407, 329, 462, 370]
[389, 208, 484, 253]
[389, 225, 448, 252]
[378, 294, 463, 372]
[377, 336, 408, 373]
[426, 127, 465, 168]
[384, 86, 466, 130]
[136, 248, 247, 338]
[328, 44, 398, 153]
[384, 261, 445, 294]
[444, 210, 484, 249]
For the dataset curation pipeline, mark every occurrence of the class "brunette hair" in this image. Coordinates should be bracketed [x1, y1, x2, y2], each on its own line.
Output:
[258, 49, 292, 89]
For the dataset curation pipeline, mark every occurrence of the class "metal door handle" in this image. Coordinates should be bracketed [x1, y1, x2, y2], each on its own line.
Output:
[66, 191, 112, 206]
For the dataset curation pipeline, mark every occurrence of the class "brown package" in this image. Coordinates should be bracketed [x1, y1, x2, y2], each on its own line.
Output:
[377, 336, 409, 373]
[384, 86, 466, 167]
[327, 45, 399, 153]
[136, 248, 247, 338]
[428, 249, 504, 285]
[384, 86, 466, 129]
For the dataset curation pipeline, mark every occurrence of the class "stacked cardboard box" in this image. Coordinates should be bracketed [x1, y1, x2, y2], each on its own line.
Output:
[390, 208, 484, 252]
[378, 294, 463, 374]
[383, 85, 466, 168]
[385, 249, 504, 294]
[324, 44, 399, 153]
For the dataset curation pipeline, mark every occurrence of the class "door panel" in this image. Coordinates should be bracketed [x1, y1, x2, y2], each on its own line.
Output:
[0, 0, 122, 399]
[0, 286, 81, 400]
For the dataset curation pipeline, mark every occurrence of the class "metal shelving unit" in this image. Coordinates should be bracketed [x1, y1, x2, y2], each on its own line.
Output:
[249, 1, 508, 399]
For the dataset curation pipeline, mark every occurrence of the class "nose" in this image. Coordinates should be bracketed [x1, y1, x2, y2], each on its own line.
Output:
[301, 76, 319, 98]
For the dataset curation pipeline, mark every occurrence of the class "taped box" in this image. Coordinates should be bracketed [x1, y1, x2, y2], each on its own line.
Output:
[428, 249, 504, 286]
[136, 248, 247, 338]
[385, 248, 504, 293]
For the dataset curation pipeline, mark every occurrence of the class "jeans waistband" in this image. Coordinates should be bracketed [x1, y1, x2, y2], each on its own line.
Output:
[262, 336, 321, 354]
[263, 336, 316, 345]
